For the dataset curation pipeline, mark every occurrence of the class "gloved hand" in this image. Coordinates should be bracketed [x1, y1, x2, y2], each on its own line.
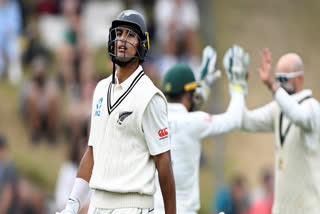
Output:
[199, 45, 221, 86]
[223, 45, 249, 94]
[196, 46, 221, 108]
[56, 198, 80, 214]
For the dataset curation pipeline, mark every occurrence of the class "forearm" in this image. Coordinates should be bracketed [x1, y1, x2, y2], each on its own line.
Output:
[241, 103, 275, 132]
[221, 90, 244, 130]
[267, 79, 280, 94]
[154, 152, 176, 214]
[259, 66, 312, 129]
[77, 146, 94, 182]
[158, 167, 176, 214]
[274, 87, 312, 130]
[206, 91, 244, 136]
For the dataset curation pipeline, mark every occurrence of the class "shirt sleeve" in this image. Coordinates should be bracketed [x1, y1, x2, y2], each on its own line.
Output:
[142, 94, 170, 156]
[274, 87, 320, 131]
[88, 84, 99, 147]
[194, 91, 245, 139]
[241, 100, 276, 132]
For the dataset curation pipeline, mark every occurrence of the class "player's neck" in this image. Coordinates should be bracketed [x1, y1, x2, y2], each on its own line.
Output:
[181, 94, 191, 111]
[116, 61, 139, 84]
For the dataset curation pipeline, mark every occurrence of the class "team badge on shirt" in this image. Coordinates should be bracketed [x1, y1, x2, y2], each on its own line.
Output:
[158, 127, 168, 140]
[117, 111, 133, 125]
[95, 97, 103, 117]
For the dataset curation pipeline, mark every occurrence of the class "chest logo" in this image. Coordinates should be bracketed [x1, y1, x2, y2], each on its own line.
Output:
[117, 111, 133, 125]
[95, 97, 103, 117]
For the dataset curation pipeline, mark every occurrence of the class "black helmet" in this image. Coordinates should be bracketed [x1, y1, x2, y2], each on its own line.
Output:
[108, 10, 150, 65]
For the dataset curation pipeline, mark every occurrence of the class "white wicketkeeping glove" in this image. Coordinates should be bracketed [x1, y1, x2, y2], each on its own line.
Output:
[223, 45, 249, 94]
[196, 45, 221, 108]
[56, 199, 80, 214]
[198, 45, 221, 85]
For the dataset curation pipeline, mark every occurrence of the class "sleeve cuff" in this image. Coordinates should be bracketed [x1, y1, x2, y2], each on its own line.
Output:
[150, 146, 170, 156]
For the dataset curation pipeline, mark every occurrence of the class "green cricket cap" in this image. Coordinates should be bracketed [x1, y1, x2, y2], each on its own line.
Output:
[162, 63, 198, 95]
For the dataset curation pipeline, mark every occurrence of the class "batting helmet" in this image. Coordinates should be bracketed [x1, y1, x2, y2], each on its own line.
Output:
[108, 10, 150, 66]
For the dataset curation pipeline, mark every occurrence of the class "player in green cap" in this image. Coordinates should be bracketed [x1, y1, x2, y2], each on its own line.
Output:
[154, 45, 249, 214]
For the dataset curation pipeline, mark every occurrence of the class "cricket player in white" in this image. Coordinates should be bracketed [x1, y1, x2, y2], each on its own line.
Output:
[154, 45, 249, 214]
[57, 10, 176, 214]
[241, 48, 320, 214]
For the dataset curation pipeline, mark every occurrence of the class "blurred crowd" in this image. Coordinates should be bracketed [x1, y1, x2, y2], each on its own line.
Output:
[213, 168, 274, 214]
[0, 0, 274, 214]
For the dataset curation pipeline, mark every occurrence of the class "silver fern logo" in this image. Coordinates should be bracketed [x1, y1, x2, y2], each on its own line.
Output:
[117, 111, 133, 125]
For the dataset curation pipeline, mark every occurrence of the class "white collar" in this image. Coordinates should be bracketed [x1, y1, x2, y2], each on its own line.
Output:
[114, 65, 143, 90]
[168, 103, 188, 113]
[291, 89, 312, 101]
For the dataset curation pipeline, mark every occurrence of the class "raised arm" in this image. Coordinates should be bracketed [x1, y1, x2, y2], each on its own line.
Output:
[274, 88, 319, 131]
[256, 48, 319, 131]
[198, 91, 244, 138]
[198, 45, 251, 137]
[242, 102, 276, 132]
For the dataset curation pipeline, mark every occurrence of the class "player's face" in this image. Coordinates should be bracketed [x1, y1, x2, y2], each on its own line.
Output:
[114, 27, 139, 62]
[276, 74, 295, 95]
[275, 64, 302, 95]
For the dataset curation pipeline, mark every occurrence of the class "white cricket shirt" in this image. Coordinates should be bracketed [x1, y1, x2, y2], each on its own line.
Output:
[154, 91, 244, 214]
[242, 88, 320, 214]
[88, 65, 170, 209]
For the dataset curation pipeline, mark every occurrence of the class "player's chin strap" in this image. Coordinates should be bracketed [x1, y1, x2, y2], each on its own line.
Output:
[112, 62, 116, 84]
[111, 57, 137, 84]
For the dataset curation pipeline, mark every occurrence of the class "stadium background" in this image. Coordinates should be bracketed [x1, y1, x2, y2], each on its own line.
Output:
[0, 0, 319, 213]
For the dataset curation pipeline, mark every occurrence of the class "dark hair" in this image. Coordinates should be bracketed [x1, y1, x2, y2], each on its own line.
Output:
[166, 92, 185, 103]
